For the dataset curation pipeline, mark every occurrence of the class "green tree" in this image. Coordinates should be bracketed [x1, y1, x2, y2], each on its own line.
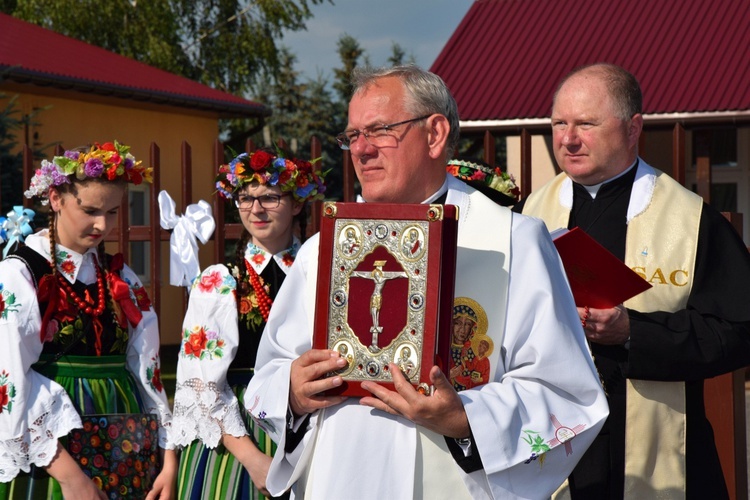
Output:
[332, 34, 364, 104]
[387, 42, 406, 67]
[5, 0, 331, 97]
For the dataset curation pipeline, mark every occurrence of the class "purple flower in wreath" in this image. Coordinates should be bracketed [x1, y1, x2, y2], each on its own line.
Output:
[64, 150, 80, 160]
[258, 411, 266, 419]
[85, 158, 105, 177]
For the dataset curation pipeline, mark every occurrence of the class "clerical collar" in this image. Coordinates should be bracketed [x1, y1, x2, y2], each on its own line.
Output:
[423, 177, 449, 204]
[581, 160, 638, 199]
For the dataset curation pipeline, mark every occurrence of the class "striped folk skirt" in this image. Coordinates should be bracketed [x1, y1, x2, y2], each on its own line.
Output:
[0, 354, 147, 500]
[177, 379, 283, 500]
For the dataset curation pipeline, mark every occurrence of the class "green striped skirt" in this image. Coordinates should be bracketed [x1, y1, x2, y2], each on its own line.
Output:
[0, 355, 146, 500]
[177, 374, 281, 500]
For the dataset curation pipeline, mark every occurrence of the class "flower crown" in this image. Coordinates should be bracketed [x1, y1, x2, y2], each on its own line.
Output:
[215, 148, 327, 203]
[447, 159, 520, 202]
[25, 141, 153, 204]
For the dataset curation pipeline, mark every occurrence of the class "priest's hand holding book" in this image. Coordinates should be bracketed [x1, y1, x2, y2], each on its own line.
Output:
[551, 227, 651, 347]
[578, 304, 631, 346]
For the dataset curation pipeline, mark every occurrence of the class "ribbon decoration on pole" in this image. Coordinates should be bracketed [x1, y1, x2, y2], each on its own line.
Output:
[158, 190, 215, 287]
[1, 206, 36, 258]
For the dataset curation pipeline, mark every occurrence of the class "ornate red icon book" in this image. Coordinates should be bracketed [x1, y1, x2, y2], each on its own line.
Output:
[313, 202, 458, 397]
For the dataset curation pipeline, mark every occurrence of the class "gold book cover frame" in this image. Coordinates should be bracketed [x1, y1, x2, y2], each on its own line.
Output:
[312, 202, 458, 397]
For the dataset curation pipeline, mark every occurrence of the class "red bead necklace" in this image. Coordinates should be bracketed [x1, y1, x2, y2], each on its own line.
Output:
[57, 263, 106, 316]
[244, 260, 273, 322]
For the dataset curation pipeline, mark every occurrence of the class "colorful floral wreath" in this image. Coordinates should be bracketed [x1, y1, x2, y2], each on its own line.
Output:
[25, 141, 153, 204]
[447, 159, 520, 202]
[215, 148, 327, 203]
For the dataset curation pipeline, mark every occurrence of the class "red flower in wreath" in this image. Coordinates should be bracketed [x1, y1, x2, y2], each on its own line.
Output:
[250, 150, 274, 171]
[0, 295, 5, 317]
[184, 326, 208, 357]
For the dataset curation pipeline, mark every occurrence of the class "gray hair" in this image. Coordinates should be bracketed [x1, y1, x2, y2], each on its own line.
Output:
[351, 64, 460, 159]
[554, 63, 643, 120]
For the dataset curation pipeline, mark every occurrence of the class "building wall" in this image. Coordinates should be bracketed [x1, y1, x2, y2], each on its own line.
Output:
[504, 127, 750, 244]
[1, 87, 223, 345]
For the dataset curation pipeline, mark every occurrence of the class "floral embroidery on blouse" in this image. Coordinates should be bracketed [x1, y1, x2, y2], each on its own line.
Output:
[56, 249, 77, 281]
[281, 251, 295, 267]
[181, 325, 225, 360]
[228, 265, 270, 330]
[146, 356, 164, 393]
[244, 238, 300, 275]
[193, 269, 235, 295]
[133, 285, 152, 311]
[0, 370, 16, 414]
[0, 283, 21, 320]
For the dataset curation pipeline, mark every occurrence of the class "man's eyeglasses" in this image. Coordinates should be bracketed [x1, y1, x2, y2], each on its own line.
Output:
[335, 115, 432, 150]
[235, 193, 289, 210]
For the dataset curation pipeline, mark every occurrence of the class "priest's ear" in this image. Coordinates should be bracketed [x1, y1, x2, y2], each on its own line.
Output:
[628, 113, 643, 150]
[426, 114, 450, 160]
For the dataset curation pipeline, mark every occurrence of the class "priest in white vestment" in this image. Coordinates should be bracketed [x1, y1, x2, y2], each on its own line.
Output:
[245, 65, 608, 500]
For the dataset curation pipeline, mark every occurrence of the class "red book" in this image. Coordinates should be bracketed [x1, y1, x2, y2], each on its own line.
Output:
[551, 227, 651, 309]
[312, 202, 458, 397]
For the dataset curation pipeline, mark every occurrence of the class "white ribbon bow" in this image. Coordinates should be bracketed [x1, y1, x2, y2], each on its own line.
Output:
[1, 206, 36, 257]
[158, 190, 216, 287]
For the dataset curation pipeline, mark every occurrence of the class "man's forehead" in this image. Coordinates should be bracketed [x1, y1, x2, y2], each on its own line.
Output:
[348, 82, 403, 126]
[553, 78, 614, 116]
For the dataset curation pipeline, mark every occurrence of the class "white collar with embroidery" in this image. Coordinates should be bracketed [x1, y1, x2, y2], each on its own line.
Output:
[243, 236, 301, 275]
[25, 230, 99, 284]
[558, 159, 656, 223]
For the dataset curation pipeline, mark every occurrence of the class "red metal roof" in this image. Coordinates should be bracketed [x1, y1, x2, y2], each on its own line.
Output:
[431, 0, 750, 121]
[0, 13, 268, 117]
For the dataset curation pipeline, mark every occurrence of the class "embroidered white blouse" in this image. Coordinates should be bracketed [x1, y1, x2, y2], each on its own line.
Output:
[171, 239, 299, 449]
[0, 231, 174, 482]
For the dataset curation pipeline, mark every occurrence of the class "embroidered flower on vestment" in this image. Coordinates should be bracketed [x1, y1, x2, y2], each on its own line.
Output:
[521, 429, 550, 467]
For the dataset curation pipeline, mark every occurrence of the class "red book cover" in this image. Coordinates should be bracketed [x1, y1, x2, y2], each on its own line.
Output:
[312, 202, 458, 397]
[552, 227, 651, 309]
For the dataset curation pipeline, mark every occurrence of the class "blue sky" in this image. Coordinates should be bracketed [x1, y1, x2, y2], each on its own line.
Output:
[281, 0, 473, 82]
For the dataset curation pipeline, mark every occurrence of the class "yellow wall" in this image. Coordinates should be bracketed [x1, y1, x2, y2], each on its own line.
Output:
[2, 86, 225, 345]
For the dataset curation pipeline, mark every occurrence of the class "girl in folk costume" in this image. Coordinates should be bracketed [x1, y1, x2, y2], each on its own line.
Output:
[0, 142, 177, 499]
[172, 147, 326, 499]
